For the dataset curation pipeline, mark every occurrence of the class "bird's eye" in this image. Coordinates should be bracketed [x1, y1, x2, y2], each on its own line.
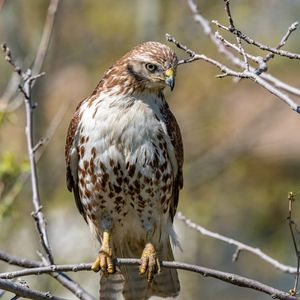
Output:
[145, 63, 157, 72]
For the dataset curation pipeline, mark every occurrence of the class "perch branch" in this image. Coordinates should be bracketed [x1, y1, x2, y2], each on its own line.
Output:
[0, 260, 298, 300]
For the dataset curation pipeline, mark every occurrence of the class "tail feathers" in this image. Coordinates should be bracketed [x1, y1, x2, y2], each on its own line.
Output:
[151, 241, 180, 298]
[99, 271, 125, 300]
[122, 265, 153, 300]
[100, 240, 180, 300]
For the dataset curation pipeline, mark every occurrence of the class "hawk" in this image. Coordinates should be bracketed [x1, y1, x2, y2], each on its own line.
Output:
[65, 41, 183, 299]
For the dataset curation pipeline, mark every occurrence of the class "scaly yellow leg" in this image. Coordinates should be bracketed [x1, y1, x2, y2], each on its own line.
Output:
[139, 243, 161, 282]
[91, 231, 115, 274]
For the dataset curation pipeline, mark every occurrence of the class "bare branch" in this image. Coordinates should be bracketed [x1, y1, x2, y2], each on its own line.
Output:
[1, 43, 94, 300]
[0, 278, 66, 300]
[1, 43, 54, 264]
[1, 44, 24, 78]
[0, 250, 95, 300]
[212, 17, 300, 60]
[166, 33, 300, 113]
[0, 0, 60, 112]
[184, 0, 300, 97]
[176, 212, 297, 274]
[0, 260, 297, 300]
[287, 193, 300, 296]
[0, 100, 70, 218]
[0, 250, 42, 268]
[50, 273, 95, 300]
[32, 0, 60, 79]
[224, 0, 235, 29]
[264, 22, 299, 63]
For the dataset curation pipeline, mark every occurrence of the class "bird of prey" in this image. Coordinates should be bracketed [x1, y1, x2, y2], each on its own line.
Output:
[65, 41, 183, 299]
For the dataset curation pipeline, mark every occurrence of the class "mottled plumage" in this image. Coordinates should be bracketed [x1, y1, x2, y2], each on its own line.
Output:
[65, 41, 183, 300]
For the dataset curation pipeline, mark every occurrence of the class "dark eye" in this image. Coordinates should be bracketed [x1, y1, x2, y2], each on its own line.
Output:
[145, 63, 157, 72]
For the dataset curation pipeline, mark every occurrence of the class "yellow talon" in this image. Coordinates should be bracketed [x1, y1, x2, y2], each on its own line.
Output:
[91, 231, 115, 274]
[139, 243, 160, 282]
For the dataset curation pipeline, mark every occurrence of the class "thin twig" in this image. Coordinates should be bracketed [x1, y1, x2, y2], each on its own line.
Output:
[0, 279, 66, 300]
[51, 273, 95, 300]
[32, 0, 60, 80]
[166, 33, 300, 113]
[212, 0, 300, 59]
[0, 0, 60, 112]
[212, 20, 300, 60]
[0, 251, 95, 300]
[1, 43, 53, 263]
[0, 251, 42, 268]
[264, 22, 299, 63]
[224, 0, 234, 29]
[287, 193, 300, 296]
[185, 0, 300, 97]
[23, 75, 54, 264]
[176, 212, 297, 274]
[0, 101, 70, 218]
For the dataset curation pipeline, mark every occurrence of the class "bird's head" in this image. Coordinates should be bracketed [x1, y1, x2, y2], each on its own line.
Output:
[95, 41, 178, 96]
[125, 41, 178, 92]
[96, 42, 178, 96]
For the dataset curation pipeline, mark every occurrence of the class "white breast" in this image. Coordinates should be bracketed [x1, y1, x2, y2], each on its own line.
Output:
[70, 92, 177, 244]
[77, 92, 177, 173]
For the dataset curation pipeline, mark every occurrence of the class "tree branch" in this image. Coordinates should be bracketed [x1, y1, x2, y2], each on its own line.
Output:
[213, 20, 300, 60]
[0, 0, 60, 112]
[0, 251, 95, 300]
[0, 250, 42, 268]
[0, 260, 297, 300]
[176, 212, 297, 274]
[0, 278, 66, 300]
[1, 43, 95, 300]
[166, 33, 300, 113]
[184, 0, 300, 98]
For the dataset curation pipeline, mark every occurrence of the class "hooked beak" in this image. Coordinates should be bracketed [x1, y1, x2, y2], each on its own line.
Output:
[165, 69, 175, 91]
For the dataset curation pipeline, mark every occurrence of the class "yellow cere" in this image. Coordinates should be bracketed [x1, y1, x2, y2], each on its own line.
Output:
[165, 69, 174, 77]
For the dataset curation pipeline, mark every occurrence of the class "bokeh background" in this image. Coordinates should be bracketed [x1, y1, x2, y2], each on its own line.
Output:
[1, 0, 300, 299]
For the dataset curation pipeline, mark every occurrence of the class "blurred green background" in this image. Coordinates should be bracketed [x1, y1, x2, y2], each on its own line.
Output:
[0, 0, 300, 299]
